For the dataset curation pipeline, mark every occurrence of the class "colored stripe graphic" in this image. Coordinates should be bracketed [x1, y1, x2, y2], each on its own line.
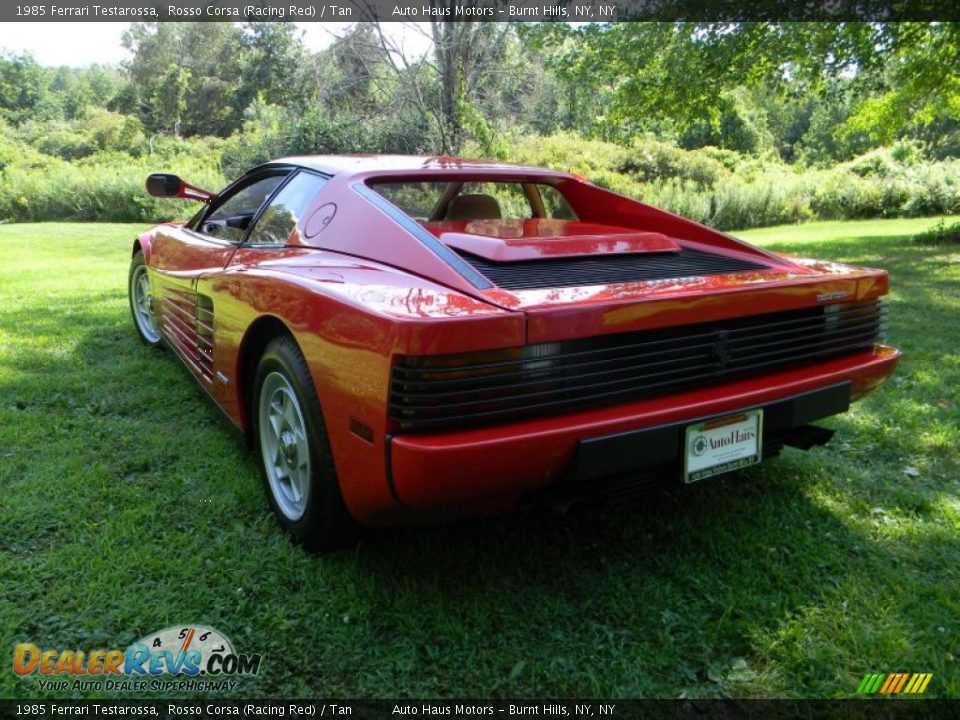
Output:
[904, 674, 920, 694]
[857, 673, 886, 694]
[857, 672, 932, 695]
[879, 674, 896, 693]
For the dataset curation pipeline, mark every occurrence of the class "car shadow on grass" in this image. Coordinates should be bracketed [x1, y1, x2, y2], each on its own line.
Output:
[332, 451, 954, 697]
[2, 246, 956, 699]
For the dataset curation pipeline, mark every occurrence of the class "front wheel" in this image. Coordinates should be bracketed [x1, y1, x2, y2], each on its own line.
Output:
[128, 250, 162, 346]
[253, 335, 358, 552]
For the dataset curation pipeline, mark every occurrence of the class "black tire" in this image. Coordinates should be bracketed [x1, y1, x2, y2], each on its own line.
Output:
[128, 249, 163, 347]
[252, 335, 358, 552]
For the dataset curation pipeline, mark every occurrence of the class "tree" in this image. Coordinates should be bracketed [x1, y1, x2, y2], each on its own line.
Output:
[528, 21, 960, 156]
[123, 23, 248, 136]
[239, 23, 307, 110]
[840, 23, 960, 143]
[429, 19, 511, 152]
[351, 12, 512, 153]
[0, 52, 47, 125]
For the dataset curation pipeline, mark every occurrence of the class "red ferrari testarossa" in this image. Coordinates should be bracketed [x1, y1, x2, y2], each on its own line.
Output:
[130, 155, 899, 550]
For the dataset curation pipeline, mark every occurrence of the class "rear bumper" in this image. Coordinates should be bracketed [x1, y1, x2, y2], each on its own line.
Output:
[387, 344, 900, 511]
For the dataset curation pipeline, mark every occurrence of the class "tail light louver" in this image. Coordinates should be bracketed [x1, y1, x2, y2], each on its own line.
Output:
[389, 301, 887, 430]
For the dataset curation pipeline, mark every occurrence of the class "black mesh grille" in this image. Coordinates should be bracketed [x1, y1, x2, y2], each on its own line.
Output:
[389, 301, 887, 431]
[455, 247, 770, 290]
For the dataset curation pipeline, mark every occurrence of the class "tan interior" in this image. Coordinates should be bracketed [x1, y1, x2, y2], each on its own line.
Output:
[446, 193, 502, 220]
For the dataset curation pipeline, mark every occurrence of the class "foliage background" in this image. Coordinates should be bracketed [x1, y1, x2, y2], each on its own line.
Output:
[1, 21, 959, 229]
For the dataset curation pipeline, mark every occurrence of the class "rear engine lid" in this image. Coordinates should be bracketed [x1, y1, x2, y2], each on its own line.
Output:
[420, 218, 887, 346]
[428, 218, 682, 261]
[425, 218, 783, 298]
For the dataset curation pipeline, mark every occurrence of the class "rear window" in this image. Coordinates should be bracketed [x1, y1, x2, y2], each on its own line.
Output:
[371, 180, 577, 222]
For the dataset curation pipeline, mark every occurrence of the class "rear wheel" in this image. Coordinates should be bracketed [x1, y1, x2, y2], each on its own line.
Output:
[253, 335, 358, 551]
[128, 250, 162, 346]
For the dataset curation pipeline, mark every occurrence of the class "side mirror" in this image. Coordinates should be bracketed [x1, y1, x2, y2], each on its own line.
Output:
[145, 173, 215, 203]
[145, 173, 182, 197]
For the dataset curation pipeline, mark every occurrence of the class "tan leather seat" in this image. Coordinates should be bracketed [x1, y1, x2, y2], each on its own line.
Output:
[447, 193, 502, 220]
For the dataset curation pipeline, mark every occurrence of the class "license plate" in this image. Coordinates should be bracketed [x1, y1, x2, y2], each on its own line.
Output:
[684, 410, 763, 483]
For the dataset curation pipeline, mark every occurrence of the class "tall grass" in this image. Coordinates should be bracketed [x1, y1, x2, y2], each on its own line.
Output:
[0, 131, 225, 224]
[2, 129, 960, 230]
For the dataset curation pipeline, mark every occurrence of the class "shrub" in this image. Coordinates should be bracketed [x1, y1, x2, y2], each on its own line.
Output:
[809, 158, 960, 220]
[506, 132, 729, 189]
[507, 133, 960, 230]
[0, 150, 223, 223]
[3, 127, 959, 231]
[846, 149, 899, 178]
[912, 219, 960, 245]
[696, 145, 746, 172]
[622, 139, 729, 187]
[16, 109, 148, 161]
[220, 103, 429, 179]
[507, 131, 630, 180]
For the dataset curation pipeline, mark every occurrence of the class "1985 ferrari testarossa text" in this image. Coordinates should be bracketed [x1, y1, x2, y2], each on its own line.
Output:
[130, 155, 899, 550]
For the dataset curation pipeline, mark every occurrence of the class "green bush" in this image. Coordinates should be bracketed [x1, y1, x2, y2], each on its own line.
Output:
[220, 103, 429, 179]
[506, 132, 729, 189]
[912, 219, 960, 244]
[622, 139, 729, 187]
[810, 157, 960, 220]
[506, 131, 630, 181]
[0, 125, 56, 169]
[506, 132, 960, 230]
[696, 145, 746, 172]
[638, 173, 815, 231]
[0, 150, 223, 223]
[16, 109, 147, 161]
[2, 126, 959, 230]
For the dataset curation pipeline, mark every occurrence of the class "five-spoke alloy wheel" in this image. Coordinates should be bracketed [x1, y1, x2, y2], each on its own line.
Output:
[253, 336, 357, 551]
[258, 371, 312, 521]
[128, 250, 162, 346]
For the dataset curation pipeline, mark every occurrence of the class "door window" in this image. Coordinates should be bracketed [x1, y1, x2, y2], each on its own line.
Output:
[198, 174, 287, 243]
[246, 172, 330, 246]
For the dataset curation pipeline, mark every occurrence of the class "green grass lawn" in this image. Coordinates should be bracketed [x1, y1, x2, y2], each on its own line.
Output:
[1, 218, 957, 700]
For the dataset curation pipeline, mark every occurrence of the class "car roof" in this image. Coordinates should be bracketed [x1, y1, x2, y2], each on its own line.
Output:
[257, 154, 570, 179]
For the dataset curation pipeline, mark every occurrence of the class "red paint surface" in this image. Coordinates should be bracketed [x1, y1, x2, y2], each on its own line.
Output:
[425, 219, 682, 260]
[389, 346, 900, 512]
[138, 155, 901, 526]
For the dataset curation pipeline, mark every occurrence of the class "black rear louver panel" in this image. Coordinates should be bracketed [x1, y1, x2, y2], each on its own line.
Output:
[390, 301, 887, 431]
[455, 247, 770, 290]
